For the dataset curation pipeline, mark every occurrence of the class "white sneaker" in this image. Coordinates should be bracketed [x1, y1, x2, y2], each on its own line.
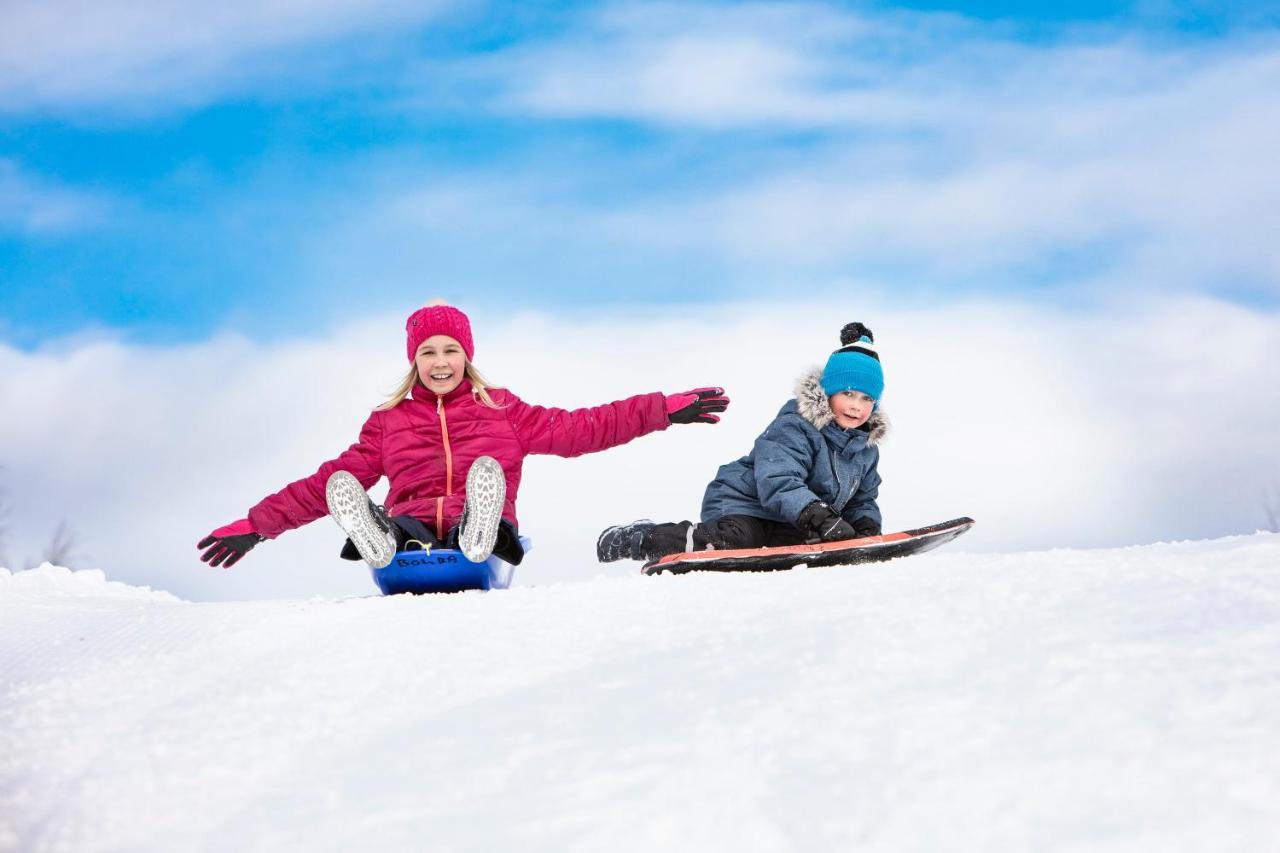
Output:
[458, 456, 506, 563]
[326, 470, 397, 569]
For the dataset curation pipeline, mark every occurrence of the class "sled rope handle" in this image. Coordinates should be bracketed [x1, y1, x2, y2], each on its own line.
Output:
[404, 539, 434, 555]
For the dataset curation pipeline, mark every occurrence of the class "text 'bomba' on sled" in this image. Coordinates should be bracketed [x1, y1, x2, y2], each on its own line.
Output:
[370, 537, 532, 595]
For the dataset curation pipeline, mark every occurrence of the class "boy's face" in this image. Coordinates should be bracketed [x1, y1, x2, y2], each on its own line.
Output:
[828, 390, 875, 429]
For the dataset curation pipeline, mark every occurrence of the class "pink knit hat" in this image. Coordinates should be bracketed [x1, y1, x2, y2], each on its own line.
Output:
[405, 302, 474, 362]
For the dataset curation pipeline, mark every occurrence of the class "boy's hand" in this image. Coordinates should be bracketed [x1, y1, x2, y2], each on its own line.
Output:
[796, 501, 859, 542]
[666, 387, 730, 425]
[197, 519, 264, 568]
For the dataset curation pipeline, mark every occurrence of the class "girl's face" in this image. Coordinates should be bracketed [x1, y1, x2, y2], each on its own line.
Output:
[415, 335, 468, 396]
[829, 390, 875, 429]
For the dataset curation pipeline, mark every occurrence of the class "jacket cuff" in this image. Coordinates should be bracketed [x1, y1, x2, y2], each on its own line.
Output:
[246, 506, 282, 540]
[647, 392, 672, 432]
[777, 490, 821, 525]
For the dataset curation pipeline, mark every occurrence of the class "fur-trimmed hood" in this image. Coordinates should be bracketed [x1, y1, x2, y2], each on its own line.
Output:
[793, 367, 889, 445]
[699, 368, 886, 527]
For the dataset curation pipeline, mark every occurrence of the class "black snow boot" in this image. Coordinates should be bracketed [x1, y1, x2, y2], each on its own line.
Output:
[596, 520, 658, 563]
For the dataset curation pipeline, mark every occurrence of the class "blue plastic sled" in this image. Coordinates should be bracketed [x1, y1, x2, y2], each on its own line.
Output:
[369, 537, 531, 595]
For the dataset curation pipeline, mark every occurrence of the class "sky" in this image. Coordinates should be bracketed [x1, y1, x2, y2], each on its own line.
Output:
[2, 0, 1279, 599]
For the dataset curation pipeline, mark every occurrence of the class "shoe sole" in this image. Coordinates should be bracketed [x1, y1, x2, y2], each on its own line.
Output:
[459, 456, 505, 563]
[326, 470, 396, 569]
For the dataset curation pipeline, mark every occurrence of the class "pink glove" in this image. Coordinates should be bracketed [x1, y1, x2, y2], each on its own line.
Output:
[666, 387, 730, 424]
[197, 519, 263, 568]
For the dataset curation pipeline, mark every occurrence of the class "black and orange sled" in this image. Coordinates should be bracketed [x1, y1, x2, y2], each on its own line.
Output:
[641, 517, 974, 575]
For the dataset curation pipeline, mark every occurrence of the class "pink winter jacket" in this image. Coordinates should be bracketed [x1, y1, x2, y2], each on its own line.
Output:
[247, 380, 670, 540]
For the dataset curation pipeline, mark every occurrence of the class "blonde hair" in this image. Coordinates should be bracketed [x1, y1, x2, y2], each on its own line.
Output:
[378, 362, 502, 411]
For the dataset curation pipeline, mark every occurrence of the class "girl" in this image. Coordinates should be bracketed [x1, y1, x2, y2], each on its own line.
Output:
[597, 322, 887, 564]
[197, 302, 730, 571]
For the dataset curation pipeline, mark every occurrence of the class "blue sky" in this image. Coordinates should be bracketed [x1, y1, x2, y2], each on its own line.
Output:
[3, 0, 1279, 348]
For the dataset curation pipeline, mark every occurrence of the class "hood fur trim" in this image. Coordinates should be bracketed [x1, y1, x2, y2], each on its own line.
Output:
[794, 367, 889, 445]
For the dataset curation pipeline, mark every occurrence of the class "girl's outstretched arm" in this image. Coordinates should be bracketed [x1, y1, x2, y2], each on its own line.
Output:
[505, 387, 726, 458]
[505, 390, 667, 457]
[244, 412, 386, 540]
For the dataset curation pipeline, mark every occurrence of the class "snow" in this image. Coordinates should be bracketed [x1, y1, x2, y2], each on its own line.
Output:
[3, 534, 1279, 852]
[0, 564, 178, 603]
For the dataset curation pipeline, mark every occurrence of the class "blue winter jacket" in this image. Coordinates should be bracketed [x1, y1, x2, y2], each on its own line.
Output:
[700, 369, 886, 529]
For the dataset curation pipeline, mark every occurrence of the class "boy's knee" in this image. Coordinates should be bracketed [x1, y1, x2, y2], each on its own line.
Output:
[700, 515, 767, 550]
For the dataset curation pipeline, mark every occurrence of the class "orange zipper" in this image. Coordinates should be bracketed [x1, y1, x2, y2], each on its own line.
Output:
[436, 395, 454, 536]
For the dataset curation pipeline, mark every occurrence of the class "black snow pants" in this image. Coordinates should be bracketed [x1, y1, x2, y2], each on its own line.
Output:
[644, 514, 810, 560]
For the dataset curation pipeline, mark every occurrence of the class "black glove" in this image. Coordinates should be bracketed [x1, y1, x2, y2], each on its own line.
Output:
[665, 387, 731, 425]
[850, 517, 882, 538]
[795, 501, 859, 543]
[197, 519, 264, 568]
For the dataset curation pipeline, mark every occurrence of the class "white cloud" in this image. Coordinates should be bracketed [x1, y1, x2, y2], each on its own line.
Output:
[489, 3, 1278, 131]
[2, 296, 1277, 602]
[459, 3, 1280, 291]
[488, 1, 890, 128]
[0, 0, 454, 113]
[0, 160, 112, 233]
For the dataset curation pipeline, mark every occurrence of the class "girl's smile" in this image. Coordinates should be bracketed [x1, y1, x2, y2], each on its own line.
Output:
[829, 390, 875, 429]
[415, 335, 468, 395]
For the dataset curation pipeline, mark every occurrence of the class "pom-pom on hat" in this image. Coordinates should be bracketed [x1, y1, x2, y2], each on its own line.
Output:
[405, 300, 474, 362]
[820, 322, 884, 401]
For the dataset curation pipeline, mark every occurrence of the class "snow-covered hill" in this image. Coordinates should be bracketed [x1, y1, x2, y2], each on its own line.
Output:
[3, 534, 1279, 852]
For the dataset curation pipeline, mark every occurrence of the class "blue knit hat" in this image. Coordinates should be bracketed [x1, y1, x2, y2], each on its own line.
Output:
[820, 322, 884, 401]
